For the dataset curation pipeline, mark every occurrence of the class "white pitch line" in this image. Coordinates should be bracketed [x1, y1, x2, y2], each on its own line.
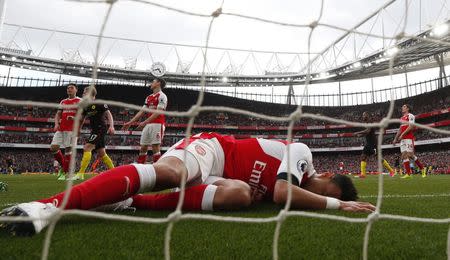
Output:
[360, 193, 450, 199]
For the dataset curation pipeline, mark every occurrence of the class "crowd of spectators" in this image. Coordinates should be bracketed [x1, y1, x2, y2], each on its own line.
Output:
[1, 149, 448, 175]
[314, 150, 450, 174]
[1, 125, 449, 149]
[0, 150, 137, 174]
[0, 84, 448, 174]
[0, 84, 448, 128]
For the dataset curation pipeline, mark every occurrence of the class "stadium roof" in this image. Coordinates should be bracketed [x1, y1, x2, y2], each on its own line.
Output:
[1, 0, 450, 86]
[1, 21, 449, 87]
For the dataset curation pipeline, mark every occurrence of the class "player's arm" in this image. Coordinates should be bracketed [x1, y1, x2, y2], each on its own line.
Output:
[354, 127, 370, 137]
[273, 143, 374, 212]
[273, 180, 374, 212]
[54, 110, 62, 132]
[136, 109, 161, 130]
[77, 115, 86, 137]
[122, 109, 145, 130]
[105, 109, 115, 135]
[136, 94, 167, 130]
[393, 128, 401, 144]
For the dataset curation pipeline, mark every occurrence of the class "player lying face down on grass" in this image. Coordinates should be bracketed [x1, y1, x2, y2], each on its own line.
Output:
[1, 132, 375, 236]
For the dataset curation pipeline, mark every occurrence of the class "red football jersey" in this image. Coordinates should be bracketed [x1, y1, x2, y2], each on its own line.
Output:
[143, 91, 168, 124]
[58, 97, 82, 132]
[399, 113, 415, 140]
[178, 132, 316, 201]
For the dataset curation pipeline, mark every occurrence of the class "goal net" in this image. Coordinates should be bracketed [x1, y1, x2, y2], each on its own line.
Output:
[0, 0, 449, 260]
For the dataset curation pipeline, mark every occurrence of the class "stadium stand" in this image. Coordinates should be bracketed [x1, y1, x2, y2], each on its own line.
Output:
[0, 84, 449, 174]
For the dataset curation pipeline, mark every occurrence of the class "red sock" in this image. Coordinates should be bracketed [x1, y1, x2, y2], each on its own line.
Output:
[37, 165, 141, 210]
[414, 157, 424, 169]
[137, 154, 147, 164]
[62, 154, 73, 172]
[152, 153, 161, 163]
[53, 150, 65, 170]
[131, 184, 215, 211]
[403, 160, 411, 175]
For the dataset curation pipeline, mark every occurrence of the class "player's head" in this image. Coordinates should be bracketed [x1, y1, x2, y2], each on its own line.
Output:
[83, 86, 97, 98]
[306, 173, 358, 201]
[150, 78, 166, 91]
[362, 111, 370, 122]
[66, 83, 78, 97]
[401, 104, 411, 114]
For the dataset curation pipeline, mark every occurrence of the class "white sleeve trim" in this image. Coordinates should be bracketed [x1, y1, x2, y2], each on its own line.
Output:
[276, 143, 315, 182]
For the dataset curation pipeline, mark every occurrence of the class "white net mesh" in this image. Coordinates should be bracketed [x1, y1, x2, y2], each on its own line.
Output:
[0, 1, 449, 260]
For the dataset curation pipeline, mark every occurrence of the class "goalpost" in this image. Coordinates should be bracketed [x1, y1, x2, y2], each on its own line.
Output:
[0, 1, 449, 260]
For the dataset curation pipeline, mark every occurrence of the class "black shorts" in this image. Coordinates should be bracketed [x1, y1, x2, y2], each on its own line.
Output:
[362, 143, 376, 156]
[87, 131, 106, 149]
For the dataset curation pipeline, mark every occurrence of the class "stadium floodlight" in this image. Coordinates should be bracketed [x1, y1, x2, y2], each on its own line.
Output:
[431, 23, 449, 37]
[353, 61, 361, 68]
[384, 47, 399, 57]
[319, 72, 328, 78]
[23, 59, 27, 62]
[1, 55, 5, 59]
[222, 77, 228, 82]
[375, 57, 388, 64]
[11, 57, 17, 61]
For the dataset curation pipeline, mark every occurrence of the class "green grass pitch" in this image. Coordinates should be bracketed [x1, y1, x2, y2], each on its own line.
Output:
[0, 174, 449, 260]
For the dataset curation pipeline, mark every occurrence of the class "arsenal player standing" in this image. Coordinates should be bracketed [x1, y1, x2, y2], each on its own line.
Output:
[50, 83, 82, 180]
[393, 104, 426, 178]
[122, 78, 167, 164]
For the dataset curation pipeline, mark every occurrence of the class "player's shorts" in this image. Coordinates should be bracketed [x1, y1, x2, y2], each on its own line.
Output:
[362, 143, 376, 156]
[400, 139, 414, 153]
[86, 131, 106, 149]
[140, 123, 165, 145]
[51, 131, 77, 148]
[161, 138, 225, 184]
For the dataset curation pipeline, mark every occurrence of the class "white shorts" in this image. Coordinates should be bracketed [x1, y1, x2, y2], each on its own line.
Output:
[400, 139, 414, 153]
[140, 123, 165, 145]
[161, 138, 225, 184]
[51, 131, 77, 148]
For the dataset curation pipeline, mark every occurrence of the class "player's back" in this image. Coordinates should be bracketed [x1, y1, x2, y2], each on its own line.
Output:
[222, 137, 286, 200]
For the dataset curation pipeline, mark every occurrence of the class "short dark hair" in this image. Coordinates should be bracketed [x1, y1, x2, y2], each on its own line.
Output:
[67, 83, 78, 89]
[156, 78, 166, 89]
[331, 174, 358, 201]
[404, 104, 412, 113]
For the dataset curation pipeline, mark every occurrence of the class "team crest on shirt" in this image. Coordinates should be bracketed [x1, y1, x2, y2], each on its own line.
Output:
[297, 160, 307, 173]
[195, 145, 206, 156]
